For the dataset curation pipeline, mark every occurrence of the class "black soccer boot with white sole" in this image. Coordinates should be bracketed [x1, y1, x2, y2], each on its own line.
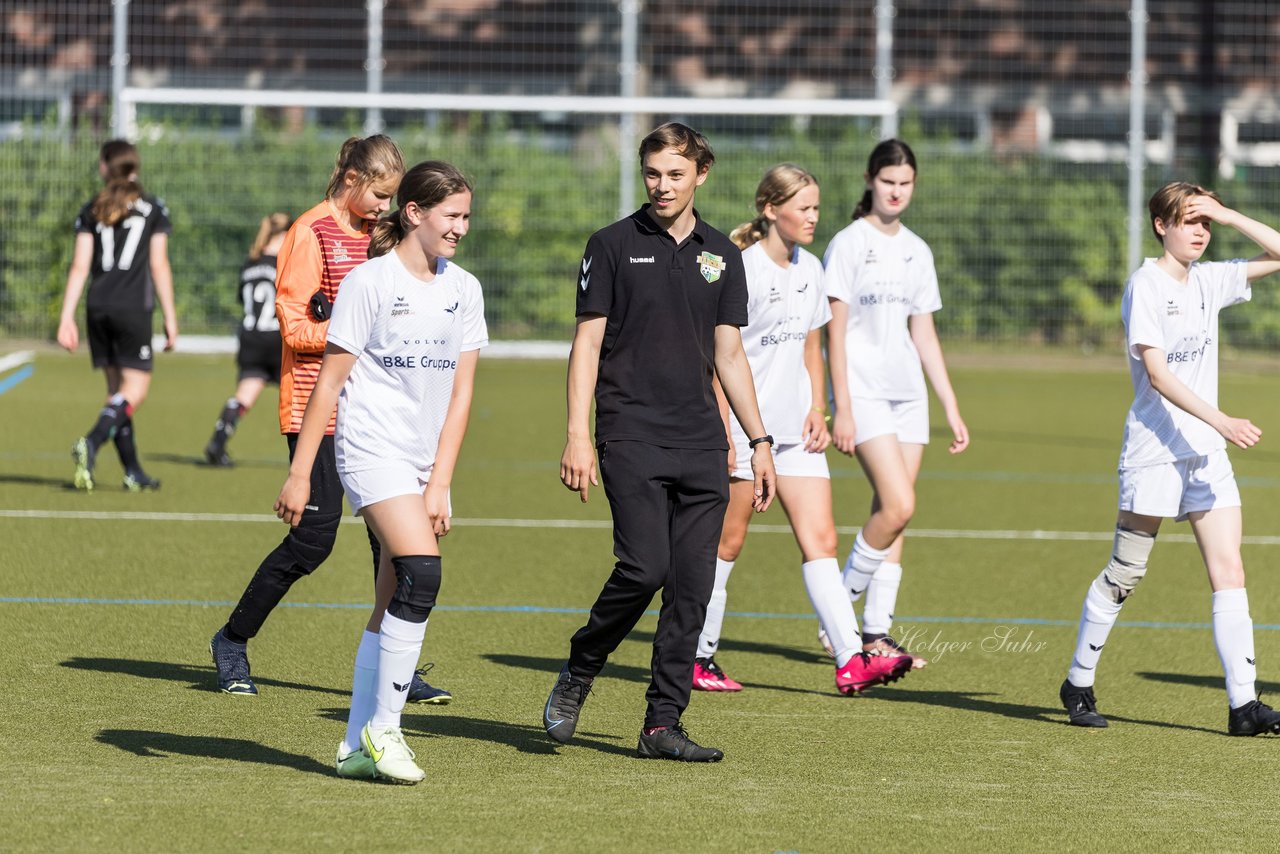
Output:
[1228, 698, 1280, 736]
[636, 723, 723, 762]
[1060, 679, 1108, 728]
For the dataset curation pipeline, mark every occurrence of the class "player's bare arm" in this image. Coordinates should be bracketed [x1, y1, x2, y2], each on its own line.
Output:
[57, 232, 96, 352]
[561, 314, 605, 502]
[825, 298, 857, 456]
[714, 324, 775, 512]
[1138, 345, 1260, 449]
[909, 311, 969, 454]
[1185, 195, 1280, 281]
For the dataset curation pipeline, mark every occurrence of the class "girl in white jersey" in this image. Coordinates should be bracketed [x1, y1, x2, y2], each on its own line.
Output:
[693, 164, 913, 697]
[275, 161, 487, 782]
[1060, 182, 1280, 736]
[823, 139, 969, 666]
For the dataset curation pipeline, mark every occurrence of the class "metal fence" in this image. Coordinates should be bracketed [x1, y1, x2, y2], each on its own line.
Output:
[3, 1, 1280, 347]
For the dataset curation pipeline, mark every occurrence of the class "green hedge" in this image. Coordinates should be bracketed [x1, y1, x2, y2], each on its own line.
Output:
[4, 116, 1280, 347]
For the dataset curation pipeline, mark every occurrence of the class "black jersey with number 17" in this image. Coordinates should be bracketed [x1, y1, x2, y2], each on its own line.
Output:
[75, 194, 172, 312]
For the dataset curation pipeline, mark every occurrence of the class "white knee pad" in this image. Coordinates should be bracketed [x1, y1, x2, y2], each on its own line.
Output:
[1095, 527, 1155, 603]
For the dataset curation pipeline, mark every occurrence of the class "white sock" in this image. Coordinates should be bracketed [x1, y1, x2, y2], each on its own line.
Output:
[1213, 588, 1257, 709]
[802, 558, 861, 667]
[341, 630, 381, 755]
[696, 559, 734, 659]
[368, 613, 428, 732]
[1067, 577, 1123, 688]
[843, 532, 888, 603]
[863, 561, 902, 636]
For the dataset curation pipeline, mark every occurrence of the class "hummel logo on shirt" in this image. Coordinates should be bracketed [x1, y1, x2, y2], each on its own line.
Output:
[444, 301, 458, 314]
[629, 256, 655, 264]
[580, 256, 592, 291]
[1089, 643, 1105, 652]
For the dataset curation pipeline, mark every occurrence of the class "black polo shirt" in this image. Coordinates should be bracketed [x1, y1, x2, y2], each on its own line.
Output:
[576, 205, 748, 449]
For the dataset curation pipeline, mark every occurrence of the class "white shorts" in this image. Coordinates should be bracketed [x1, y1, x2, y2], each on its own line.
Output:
[731, 441, 830, 481]
[853, 396, 930, 446]
[340, 463, 444, 515]
[1118, 450, 1240, 522]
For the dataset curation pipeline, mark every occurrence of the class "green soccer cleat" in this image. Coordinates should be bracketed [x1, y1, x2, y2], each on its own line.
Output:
[336, 745, 378, 780]
[71, 437, 95, 492]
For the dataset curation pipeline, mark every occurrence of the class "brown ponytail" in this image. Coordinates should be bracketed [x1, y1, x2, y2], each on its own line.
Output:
[368, 160, 472, 259]
[326, 134, 405, 202]
[248, 212, 292, 261]
[90, 139, 142, 226]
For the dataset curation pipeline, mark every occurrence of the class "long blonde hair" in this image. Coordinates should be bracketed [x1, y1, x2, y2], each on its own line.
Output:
[248, 212, 292, 261]
[729, 163, 818, 250]
[91, 139, 142, 226]
[325, 134, 405, 201]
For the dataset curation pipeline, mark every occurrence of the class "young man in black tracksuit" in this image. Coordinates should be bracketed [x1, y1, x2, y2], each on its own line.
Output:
[546, 122, 777, 762]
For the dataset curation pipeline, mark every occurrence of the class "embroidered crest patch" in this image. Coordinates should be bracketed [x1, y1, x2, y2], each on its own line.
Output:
[698, 251, 726, 283]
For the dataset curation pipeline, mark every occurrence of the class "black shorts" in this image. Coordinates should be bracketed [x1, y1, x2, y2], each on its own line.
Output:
[237, 331, 282, 384]
[86, 307, 153, 371]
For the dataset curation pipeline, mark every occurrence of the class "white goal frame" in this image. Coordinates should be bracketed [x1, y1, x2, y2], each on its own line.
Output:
[120, 86, 898, 217]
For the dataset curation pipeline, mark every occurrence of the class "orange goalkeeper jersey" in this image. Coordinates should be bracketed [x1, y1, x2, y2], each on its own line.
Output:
[275, 200, 372, 434]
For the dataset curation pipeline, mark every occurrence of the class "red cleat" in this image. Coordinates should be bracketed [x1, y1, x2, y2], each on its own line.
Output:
[835, 651, 912, 695]
[692, 657, 743, 692]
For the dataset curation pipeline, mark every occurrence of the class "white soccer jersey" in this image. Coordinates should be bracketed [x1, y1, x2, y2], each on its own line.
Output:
[728, 242, 830, 446]
[1120, 258, 1249, 468]
[823, 218, 941, 400]
[325, 251, 488, 473]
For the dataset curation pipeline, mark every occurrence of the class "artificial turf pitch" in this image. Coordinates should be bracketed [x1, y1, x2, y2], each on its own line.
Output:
[2, 350, 1279, 851]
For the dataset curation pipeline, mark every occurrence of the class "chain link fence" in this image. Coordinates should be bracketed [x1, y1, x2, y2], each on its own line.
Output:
[3, 1, 1280, 347]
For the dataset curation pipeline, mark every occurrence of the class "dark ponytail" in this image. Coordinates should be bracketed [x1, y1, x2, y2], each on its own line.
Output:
[852, 138, 917, 221]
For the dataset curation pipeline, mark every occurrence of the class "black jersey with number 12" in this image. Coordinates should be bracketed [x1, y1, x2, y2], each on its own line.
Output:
[75, 194, 173, 312]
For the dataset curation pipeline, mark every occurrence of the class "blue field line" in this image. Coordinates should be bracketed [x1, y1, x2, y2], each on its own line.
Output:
[0, 363, 34, 396]
[1, 594, 1278, 631]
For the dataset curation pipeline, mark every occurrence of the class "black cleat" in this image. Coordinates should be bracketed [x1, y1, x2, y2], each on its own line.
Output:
[1228, 698, 1280, 736]
[210, 629, 257, 695]
[1060, 679, 1108, 728]
[407, 663, 452, 704]
[637, 723, 723, 762]
[204, 441, 234, 467]
[543, 666, 591, 744]
[123, 470, 161, 492]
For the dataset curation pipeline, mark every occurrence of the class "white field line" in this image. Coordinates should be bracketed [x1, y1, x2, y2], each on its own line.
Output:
[0, 351, 35, 372]
[3, 508, 1279, 545]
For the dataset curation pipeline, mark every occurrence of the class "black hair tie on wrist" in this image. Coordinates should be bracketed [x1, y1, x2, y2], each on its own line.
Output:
[748, 434, 774, 449]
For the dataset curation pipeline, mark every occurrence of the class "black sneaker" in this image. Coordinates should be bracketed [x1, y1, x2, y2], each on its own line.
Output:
[204, 441, 234, 467]
[1060, 679, 1107, 728]
[543, 666, 591, 744]
[636, 723, 723, 762]
[210, 629, 257, 695]
[123, 470, 161, 492]
[407, 663, 452, 705]
[1228, 698, 1280, 736]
